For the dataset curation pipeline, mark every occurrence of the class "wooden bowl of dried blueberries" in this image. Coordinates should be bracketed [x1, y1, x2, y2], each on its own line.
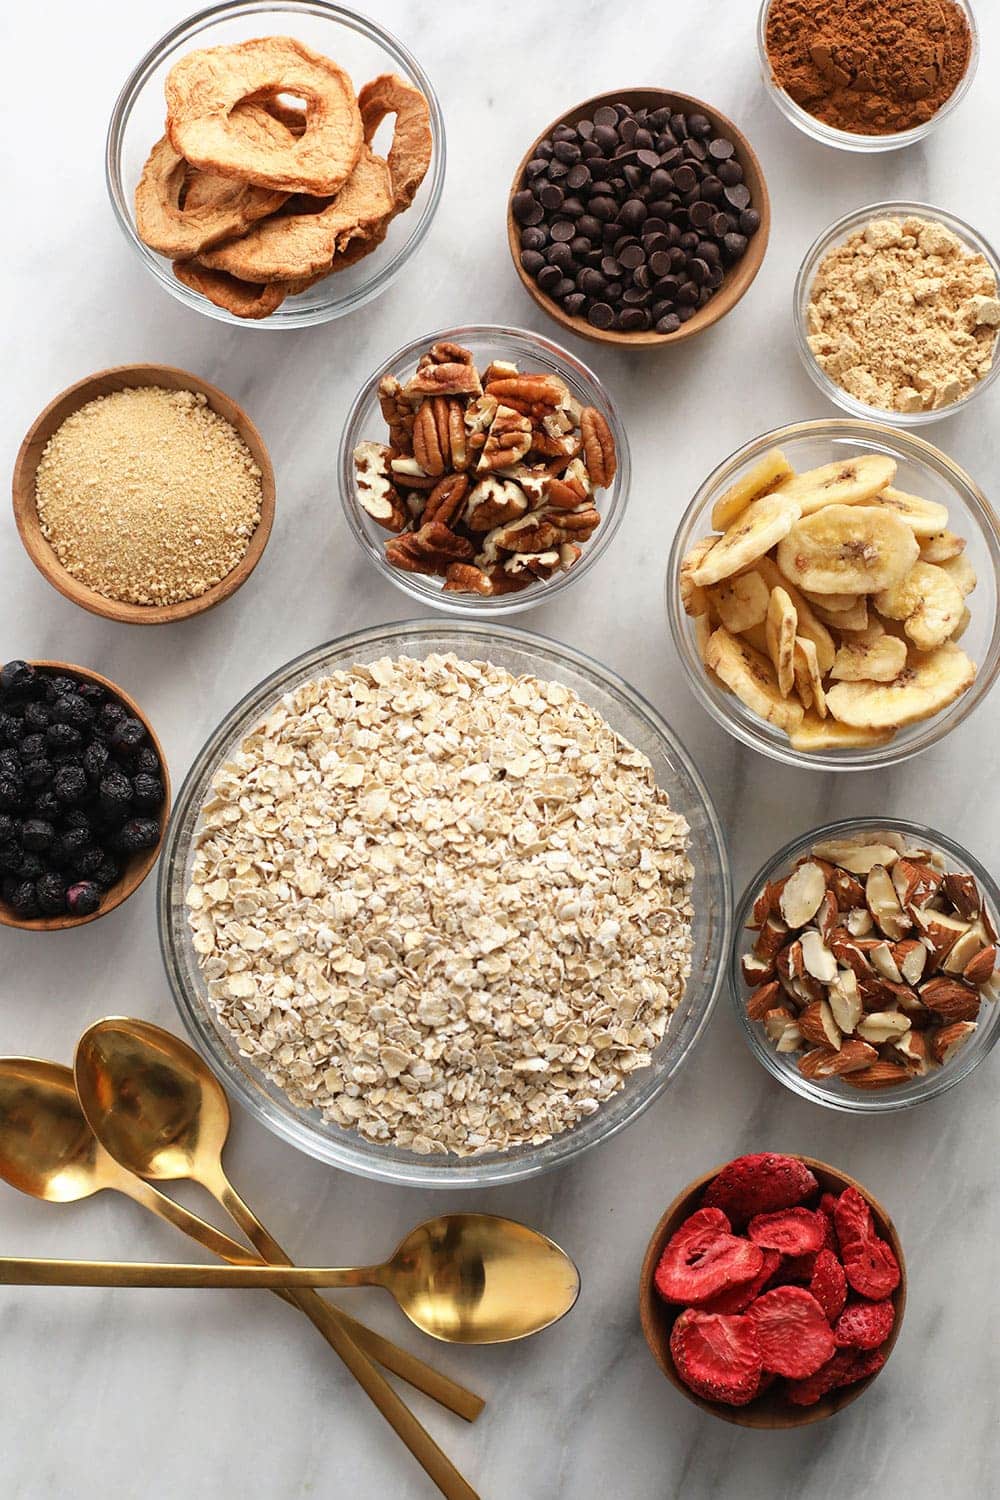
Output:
[638, 1153, 906, 1428]
[508, 90, 770, 346]
[0, 660, 170, 931]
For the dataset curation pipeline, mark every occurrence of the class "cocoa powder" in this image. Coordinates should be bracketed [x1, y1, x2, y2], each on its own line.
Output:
[765, 0, 972, 136]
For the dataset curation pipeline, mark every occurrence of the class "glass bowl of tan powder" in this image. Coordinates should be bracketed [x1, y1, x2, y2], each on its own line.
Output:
[793, 204, 1000, 426]
[158, 620, 731, 1187]
[13, 365, 275, 624]
[757, 0, 979, 153]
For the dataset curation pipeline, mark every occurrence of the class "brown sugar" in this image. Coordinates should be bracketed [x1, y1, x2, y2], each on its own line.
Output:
[765, 0, 972, 136]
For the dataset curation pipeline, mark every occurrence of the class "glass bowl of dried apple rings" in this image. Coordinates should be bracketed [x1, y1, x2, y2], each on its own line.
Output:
[667, 419, 1000, 770]
[339, 325, 631, 613]
[106, 2, 445, 327]
[731, 818, 1000, 1112]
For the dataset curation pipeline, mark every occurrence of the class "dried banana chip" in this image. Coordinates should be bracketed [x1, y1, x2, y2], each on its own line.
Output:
[811, 596, 869, 632]
[952, 605, 972, 642]
[793, 636, 827, 716]
[830, 627, 907, 683]
[774, 455, 896, 515]
[869, 486, 950, 537]
[704, 627, 804, 733]
[776, 505, 919, 595]
[680, 536, 716, 616]
[708, 569, 770, 633]
[691, 494, 801, 587]
[939, 553, 977, 597]
[875, 561, 965, 650]
[801, 589, 860, 614]
[919, 530, 966, 563]
[825, 642, 976, 729]
[755, 556, 836, 674]
[790, 714, 896, 752]
[765, 586, 797, 697]
[710, 447, 792, 531]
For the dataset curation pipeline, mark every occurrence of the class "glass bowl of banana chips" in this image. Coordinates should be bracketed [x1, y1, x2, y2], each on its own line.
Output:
[667, 419, 1000, 770]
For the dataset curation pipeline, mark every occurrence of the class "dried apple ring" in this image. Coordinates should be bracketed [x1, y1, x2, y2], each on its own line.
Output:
[197, 145, 392, 283]
[171, 259, 288, 319]
[165, 36, 362, 196]
[357, 73, 432, 213]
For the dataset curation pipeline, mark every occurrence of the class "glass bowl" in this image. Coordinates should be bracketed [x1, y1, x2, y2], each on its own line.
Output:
[794, 202, 1000, 427]
[756, 0, 980, 154]
[666, 419, 1000, 772]
[338, 325, 631, 615]
[106, 1, 445, 329]
[731, 817, 1000, 1113]
[157, 620, 731, 1187]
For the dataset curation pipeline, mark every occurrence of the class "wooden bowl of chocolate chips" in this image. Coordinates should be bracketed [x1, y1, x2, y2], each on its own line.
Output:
[507, 89, 770, 347]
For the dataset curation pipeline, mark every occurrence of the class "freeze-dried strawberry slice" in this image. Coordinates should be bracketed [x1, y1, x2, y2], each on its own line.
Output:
[809, 1249, 848, 1322]
[766, 1251, 817, 1287]
[748, 1207, 826, 1256]
[833, 1186, 874, 1252]
[669, 1310, 763, 1406]
[785, 1346, 886, 1406]
[699, 1249, 782, 1314]
[842, 1236, 901, 1299]
[702, 1154, 818, 1227]
[654, 1208, 764, 1304]
[746, 1286, 836, 1378]
[834, 1299, 895, 1350]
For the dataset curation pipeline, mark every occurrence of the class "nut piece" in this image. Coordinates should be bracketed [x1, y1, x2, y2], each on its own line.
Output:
[856, 1010, 912, 1045]
[747, 980, 781, 1020]
[844, 1061, 913, 1091]
[910, 908, 971, 966]
[799, 1039, 878, 1078]
[892, 857, 942, 909]
[353, 441, 406, 531]
[812, 839, 901, 875]
[779, 860, 827, 928]
[800, 929, 838, 983]
[827, 968, 863, 1033]
[798, 999, 841, 1049]
[930, 1021, 977, 1064]
[579, 407, 617, 488]
[865, 865, 911, 941]
[919, 975, 981, 1023]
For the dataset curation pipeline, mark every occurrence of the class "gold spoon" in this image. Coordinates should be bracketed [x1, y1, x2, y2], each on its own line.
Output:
[74, 1018, 479, 1500]
[0, 1057, 482, 1420]
[0, 1212, 581, 1342]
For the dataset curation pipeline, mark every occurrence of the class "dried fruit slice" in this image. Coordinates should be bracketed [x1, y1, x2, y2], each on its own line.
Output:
[680, 537, 717, 616]
[755, 557, 836, 673]
[825, 643, 977, 730]
[765, 587, 797, 697]
[669, 1310, 763, 1406]
[793, 637, 827, 716]
[789, 715, 895, 753]
[830, 627, 907, 683]
[690, 495, 802, 587]
[704, 628, 804, 733]
[746, 1287, 836, 1378]
[774, 455, 896, 516]
[711, 448, 793, 531]
[809, 1249, 848, 1322]
[939, 552, 977, 597]
[704, 1154, 819, 1227]
[802, 588, 861, 614]
[832, 1187, 874, 1252]
[786, 1347, 886, 1406]
[833, 1300, 895, 1350]
[777, 506, 919, 595]
[842, 1236, 901, 1299]
[869, 486, 950, 536]
[874, 562, 965, 650]
[699, 1249, 782, 1315]
[919, 530, 966, 563]
[747, 1208, 826, 1256]
[654, 1207, 765, 1304]
[811, 595, 869, 632]
[708, 569, 770, 633]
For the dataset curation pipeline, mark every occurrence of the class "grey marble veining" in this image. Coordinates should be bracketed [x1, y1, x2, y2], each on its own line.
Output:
[2, 2, 999, 1496]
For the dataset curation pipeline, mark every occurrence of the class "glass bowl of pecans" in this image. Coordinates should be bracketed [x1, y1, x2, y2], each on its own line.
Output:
[666, 419, 1000, 771]
[338, 325, 630, 613]
[732, 818, 1000, 1112]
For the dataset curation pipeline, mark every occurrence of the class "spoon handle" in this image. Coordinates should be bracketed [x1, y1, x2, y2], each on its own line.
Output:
[215, 1172, 480, 1500]
[0, 1256, 377, 1288]
[116, 1173, 483, 1423]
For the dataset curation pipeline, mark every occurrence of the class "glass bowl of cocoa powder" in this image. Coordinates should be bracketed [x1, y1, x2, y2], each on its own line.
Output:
[757, 0, 979, 153]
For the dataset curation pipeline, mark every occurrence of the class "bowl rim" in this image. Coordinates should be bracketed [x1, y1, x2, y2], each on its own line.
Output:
[104, 0, 447, 329]
[729, 815, 1000, 1112]
[11, 363, 276, 625]
[157, 617, 732, 1186]
[337, 323, 632, 615]
[792, 200, 1000, 426]
[638, 1153, 907, 1427]
[666, 417, 1000, 771]
[0, 661, 171, 932]
[505, 87, 771, 348]
[756, 0, 980, 154]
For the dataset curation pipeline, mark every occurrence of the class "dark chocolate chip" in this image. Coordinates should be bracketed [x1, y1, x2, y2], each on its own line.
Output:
[724, 183, 751, 211]
[708, 137, 735, 160]
[513, 190, 542, 225]
[618, 308, 647, 330]
[718, 159, 744, 186]
[563, 293, 587, 316]
[689, 201, 714, 229]
[540, 183, 564, 211]
[566, 163, 591, 190]
[740, 208, 761, 235]
[656, 313, 681, 333]
[723, 232, 749, 258]
[549, 220, 576, 242]
[553, 140, 581, 165]
[673, 164, 698, 193]
[588, 301, 615, 327]
[619, 243, 645, 269]
[537, 264, 562, 293]
[521, 249, 545, 274]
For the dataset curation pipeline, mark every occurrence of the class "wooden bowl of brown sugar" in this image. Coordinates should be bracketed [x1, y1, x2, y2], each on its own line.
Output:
[507, 88, 770, 348]
[12, 364, 275, 625]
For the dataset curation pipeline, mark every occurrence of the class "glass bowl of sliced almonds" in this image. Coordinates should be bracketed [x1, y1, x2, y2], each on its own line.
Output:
[731, 818, 1000, 1112]
[667, 419, 1000, 770]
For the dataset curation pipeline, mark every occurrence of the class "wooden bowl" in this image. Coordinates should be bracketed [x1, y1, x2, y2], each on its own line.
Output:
[12, 364, 275, 625]
[0, 661, 171, 932]
[638, 1156, 906, 1427]
[507, 89, 770, 348]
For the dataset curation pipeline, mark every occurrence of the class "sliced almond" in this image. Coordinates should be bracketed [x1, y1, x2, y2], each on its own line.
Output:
[816, 890, 839, 943]
[742, 951, 775, 986]
[748, 880, 782, 928]
[865, 864, 911, 940]
[812, 839, 900, 874]
[754, 914, 789, 964]
[799, 929, 838, 983]
[964, 944, 998, 987]
[846, 906, 875, 937]
[746, 980, 782, 1020]
[869, 940, 902, 983]
[941, 920, 989, 976]
[910, 908, 970, 966]
[930, 1020, 977, 1064]
[844, 1061, 912, 1090]
[798, 998, 841, 1049]
[942, 871, 981, 920]
[827, 968, 863, 1034]
[828, 868, 866, 910]
[892, 858, 942, 909]
[779, 861, 827, 929]
[776, 1019, 804, 1053]
[799, 1039, 878, 1079]
[893, 939, 928, 986]
[919, 975, 981, 1023]
[830, 930, 875, 976]
[856, 1011, 912, 1044]
[893, 1029, 930, 1075]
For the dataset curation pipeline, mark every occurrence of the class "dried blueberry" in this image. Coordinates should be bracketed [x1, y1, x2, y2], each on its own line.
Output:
[132, 773, 164, 811]
[0, 661, 36, 697]
[134, 746, 160, 777]
[100, 769, 133, 817]
[54, 826, 90, 865]
[8, 879, 40, 918]
[76, 681, 106, 709]
[21, 818, 55, 852]
[110, 717, 147, 757]
[116, 818, 160, 854]
[0, 842, 22, 874]
[83, 741, 110, 780]
[53, 765, 87, 804]
[0, 776, 25, 810]
[18, 852, 45, 881]
[16, 734, 46, 763]
[0, 812, 13, 842]
[23, 701, 51, 732]
[22, 758, 54, 792]
[47, 675, 79, 701]
[0, 713, 20, 747]
[36, 873, 68, 915]
[0, 749, 20, 778]
[51, 694, 94, 731]
[98, 702, 129, 735]
[66, 881, 101, 917]
[92, 852, 121, 889]
[46, 723, 83, 757]
[74, 845, 105, 879]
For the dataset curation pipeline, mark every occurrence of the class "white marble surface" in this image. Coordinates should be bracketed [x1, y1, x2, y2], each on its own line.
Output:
[3, 2, 1000, 1496]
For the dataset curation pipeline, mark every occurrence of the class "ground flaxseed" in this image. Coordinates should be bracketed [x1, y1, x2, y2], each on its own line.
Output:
[35, 385, 263, 606]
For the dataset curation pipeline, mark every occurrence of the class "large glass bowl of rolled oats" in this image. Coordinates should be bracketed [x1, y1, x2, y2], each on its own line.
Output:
[158, 621, 730, 1186]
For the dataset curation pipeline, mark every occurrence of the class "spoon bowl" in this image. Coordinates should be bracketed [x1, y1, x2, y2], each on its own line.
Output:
[0, 1059, 122, 1203]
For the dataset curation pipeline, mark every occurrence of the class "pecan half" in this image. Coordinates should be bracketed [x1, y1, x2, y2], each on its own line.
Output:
[377, 375, 416, 454]
[412, 401, 447, 476]
[353, 441, 407, 532]
[580, 406, 617, 488]
[478, 405, 533, 472]
[423, 473, 469, 527]
[406, 360, 482, 399]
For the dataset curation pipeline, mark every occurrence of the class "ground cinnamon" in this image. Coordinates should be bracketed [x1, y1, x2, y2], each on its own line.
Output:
[765, 0, 972, 136]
